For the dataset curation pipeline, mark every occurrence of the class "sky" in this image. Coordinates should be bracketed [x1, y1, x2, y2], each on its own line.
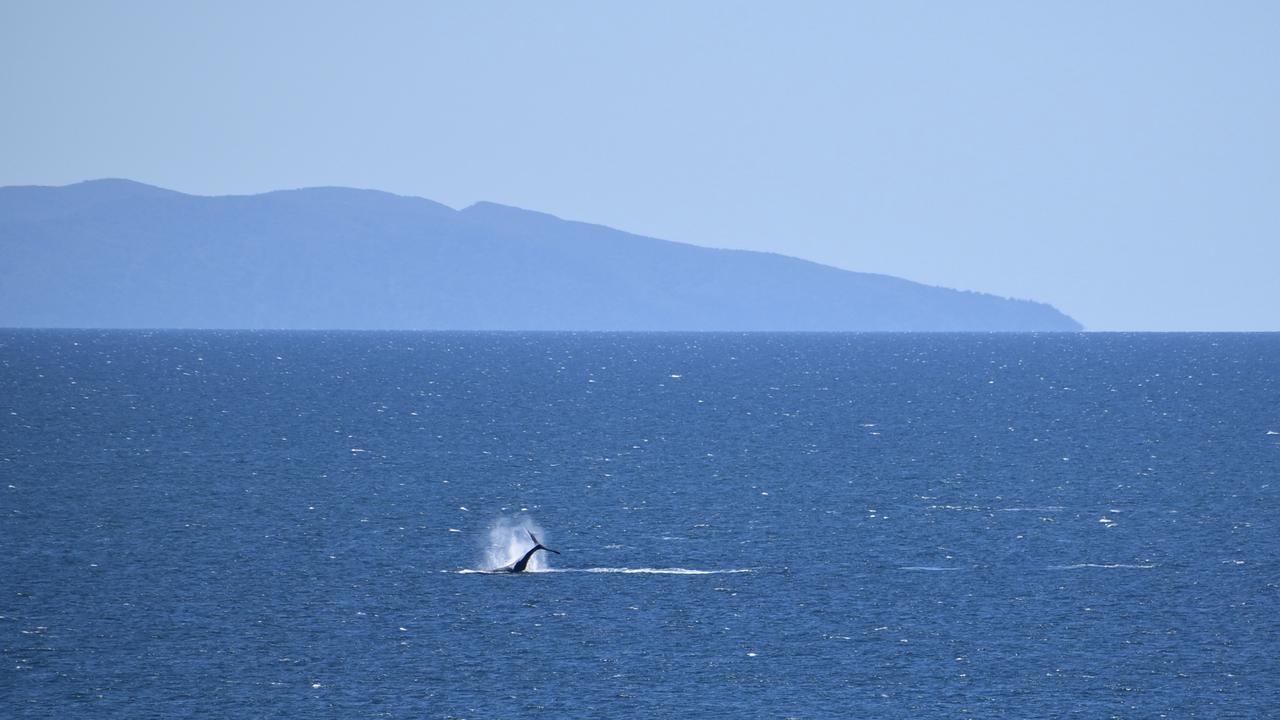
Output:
[2, 1, 1277, 331]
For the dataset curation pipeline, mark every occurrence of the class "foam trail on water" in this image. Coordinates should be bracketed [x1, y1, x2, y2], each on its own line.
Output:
[482, 515, 552, 572]
[453, 567, 751, 575]
[1048, 563, 1157, 570]
[548, 567, 751, 575]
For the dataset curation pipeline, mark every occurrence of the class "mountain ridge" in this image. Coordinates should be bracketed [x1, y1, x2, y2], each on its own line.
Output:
[0, 180, 1082, 331]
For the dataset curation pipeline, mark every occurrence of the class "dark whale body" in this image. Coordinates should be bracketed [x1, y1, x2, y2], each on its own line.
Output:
[506, 530, 560, 573]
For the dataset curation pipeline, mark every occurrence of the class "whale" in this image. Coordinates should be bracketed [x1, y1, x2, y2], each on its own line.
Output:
[505, 530, 560, 573]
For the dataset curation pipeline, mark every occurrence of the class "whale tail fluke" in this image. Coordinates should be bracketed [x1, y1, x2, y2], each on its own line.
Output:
[506, 529, 560, 572]
[529, 530, 561, 554]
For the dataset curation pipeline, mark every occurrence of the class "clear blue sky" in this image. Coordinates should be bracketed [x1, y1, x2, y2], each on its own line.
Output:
[3, 1, 1277, 330]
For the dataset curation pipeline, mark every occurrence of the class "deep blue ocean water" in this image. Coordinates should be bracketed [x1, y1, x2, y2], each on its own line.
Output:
[2, 331, 1277, 718]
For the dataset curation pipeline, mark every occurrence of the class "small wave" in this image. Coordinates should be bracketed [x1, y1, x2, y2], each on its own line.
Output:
[1048, 563, 1157, 570]
[998, 506, 1065, 512]
[898, 566, 964, 572]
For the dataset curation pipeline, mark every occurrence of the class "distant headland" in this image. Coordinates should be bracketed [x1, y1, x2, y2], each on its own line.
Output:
[0, 179, 1082, 331]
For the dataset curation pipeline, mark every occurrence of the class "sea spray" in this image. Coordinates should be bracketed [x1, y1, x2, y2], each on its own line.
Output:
[483, 515, 552, 571]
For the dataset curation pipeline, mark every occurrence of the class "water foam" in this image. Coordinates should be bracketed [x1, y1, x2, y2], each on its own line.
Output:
[468, 516, 749, 574]
[454, 567, 750, 575]
[1048, 563, 1157, 570]
[548, 567, 751, 575]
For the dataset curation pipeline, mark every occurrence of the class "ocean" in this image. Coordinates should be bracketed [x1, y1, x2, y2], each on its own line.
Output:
[2, 331, 1277, 718]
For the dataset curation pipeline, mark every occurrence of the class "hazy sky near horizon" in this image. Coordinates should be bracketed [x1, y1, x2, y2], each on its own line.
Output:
[3, 2, 1277, 330]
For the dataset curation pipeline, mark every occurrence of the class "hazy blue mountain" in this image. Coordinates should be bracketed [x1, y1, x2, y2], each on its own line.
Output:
[0, 179, 1082, 331]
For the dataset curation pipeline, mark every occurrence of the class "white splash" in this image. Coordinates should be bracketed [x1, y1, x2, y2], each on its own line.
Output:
[482, 515, 552, 572]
